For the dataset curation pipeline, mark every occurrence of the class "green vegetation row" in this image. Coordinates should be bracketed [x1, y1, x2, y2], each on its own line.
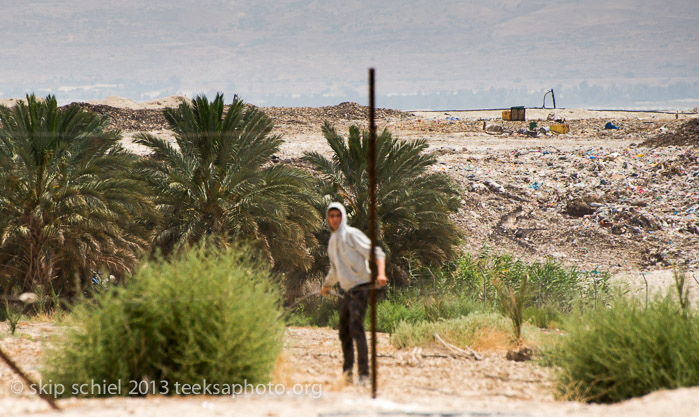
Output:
[288, 253, 698, 404]
[286, 250, 610, 333]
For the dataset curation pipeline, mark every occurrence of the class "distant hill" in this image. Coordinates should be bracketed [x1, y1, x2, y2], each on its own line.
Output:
[1, 0, 697, 107]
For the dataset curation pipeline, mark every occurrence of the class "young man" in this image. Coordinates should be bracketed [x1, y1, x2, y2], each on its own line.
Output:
[320, 202, 387, 385]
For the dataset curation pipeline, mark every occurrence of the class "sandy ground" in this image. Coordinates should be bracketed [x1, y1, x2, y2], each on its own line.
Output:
[2, 322, 698, 417]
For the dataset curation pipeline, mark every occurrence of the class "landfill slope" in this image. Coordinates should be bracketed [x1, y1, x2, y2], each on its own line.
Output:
[273, 106, 699, 273]
[405, 110, 699, 273]
[641, 118, 699, 147]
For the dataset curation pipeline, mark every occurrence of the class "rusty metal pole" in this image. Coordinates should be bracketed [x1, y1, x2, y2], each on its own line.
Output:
[367, 68, 378, 398]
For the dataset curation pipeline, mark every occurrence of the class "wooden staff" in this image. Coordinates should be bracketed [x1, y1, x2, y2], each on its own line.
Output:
[368, 67, 378, 398]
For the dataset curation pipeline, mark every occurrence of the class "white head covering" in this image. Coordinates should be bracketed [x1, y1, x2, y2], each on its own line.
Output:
[326, 202, 348, 241]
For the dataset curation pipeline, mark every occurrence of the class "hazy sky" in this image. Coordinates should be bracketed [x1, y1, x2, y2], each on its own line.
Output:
[1, 0, 698, 108]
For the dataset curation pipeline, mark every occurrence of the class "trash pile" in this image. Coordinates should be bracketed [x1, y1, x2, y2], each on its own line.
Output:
[404, 111, 690, 144]
[641, 118, 699, 147]
[70, 101, 409, 133]
[264, 102, 408, 125]
[439, 142, 699, 270]
[70, 103, 168, 131]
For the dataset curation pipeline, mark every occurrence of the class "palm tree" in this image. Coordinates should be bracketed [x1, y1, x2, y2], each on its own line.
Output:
[135, 93, 319, 272]
[303, 122, 462, 283]
[0, 94, 153, 295]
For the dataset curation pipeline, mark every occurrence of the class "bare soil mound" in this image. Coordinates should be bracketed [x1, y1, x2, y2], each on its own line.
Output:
[139, 95, 190, 109]
[0, 97, 46, 107]
[641, 119, 699, 147]
[85, 96, 140, 110]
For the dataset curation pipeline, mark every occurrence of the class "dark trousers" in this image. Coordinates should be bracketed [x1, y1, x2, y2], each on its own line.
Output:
[338, 283, 370, 376]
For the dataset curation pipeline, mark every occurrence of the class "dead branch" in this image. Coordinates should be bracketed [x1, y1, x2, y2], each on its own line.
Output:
[433, 333, 482, 361]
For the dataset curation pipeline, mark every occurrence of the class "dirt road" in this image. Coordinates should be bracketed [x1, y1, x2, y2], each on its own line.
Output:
[2, 322, 698, 416]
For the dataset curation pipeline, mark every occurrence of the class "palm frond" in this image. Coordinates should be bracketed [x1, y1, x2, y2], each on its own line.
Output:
[138, 93, 319, 271]
[0, 94, 152, 294]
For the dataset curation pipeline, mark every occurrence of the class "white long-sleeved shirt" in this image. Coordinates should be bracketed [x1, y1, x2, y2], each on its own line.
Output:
[322, 202, 385, 291]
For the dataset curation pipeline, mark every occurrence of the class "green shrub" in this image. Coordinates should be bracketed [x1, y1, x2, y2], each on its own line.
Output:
[285, 296, 339, 328]
[3, 301, 24, 335]
[423, 295, 480, 323]
[374, 295, 426, 333]
[494, 274, 528, 341]
[390, 312, 511, 349]
[43, 247, 284, 397]
[450, 250, 609, 313]
[550, 296, 699, 403]
[524, 305, 562, 329]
